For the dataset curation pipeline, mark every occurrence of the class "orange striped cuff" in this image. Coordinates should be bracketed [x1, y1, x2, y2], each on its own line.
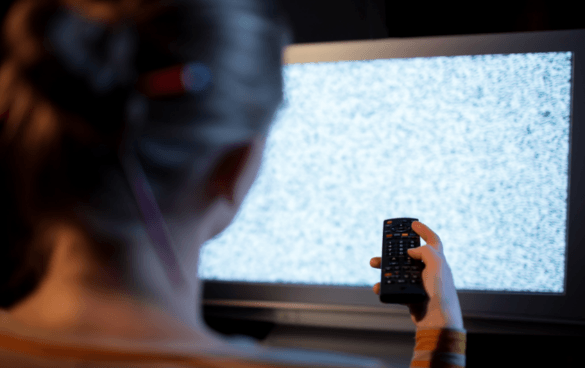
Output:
[410, 328, 466, 368]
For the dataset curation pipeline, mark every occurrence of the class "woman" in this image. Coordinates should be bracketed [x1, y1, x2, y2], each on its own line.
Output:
[0, 0, 465, 367]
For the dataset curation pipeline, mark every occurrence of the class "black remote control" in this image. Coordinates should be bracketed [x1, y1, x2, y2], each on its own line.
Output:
[380, 218, 428, 304]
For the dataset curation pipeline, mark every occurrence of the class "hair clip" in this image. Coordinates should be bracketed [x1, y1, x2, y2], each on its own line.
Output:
[136, 62, 212, 98]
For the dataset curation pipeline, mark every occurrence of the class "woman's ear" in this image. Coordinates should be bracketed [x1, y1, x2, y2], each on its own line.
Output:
[206, 142, 254, 205]
[208, 135, 267, 206]
[204, 135, 266, 212]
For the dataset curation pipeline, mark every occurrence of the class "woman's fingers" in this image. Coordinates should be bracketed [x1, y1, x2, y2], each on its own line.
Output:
[372, 258, 381, 294]
[370, 257, 381, 268]
[412, 221, 443, 253]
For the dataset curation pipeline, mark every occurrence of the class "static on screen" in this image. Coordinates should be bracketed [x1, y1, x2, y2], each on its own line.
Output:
[199, 52, 572, 293]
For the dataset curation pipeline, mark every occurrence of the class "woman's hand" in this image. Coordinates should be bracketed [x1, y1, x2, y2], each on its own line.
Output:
[370, 221, 464, 330]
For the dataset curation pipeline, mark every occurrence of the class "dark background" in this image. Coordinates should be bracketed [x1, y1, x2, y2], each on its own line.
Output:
[206, 1, 583, 367]
[280, 0, 585, 44]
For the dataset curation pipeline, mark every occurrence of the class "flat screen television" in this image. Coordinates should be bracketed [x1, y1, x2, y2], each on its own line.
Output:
[199, 29, 585, 334]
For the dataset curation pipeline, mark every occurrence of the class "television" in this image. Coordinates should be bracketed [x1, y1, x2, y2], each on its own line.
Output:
[199, 30, 585, 335]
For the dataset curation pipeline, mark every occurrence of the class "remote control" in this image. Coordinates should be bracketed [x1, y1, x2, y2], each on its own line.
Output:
[380, 218, 428, 304]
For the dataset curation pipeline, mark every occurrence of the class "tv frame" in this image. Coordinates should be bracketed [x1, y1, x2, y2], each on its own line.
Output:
[202, 29, 585, 335]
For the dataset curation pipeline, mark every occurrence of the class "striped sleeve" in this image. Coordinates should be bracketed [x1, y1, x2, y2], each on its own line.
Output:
[410, 328, 467, 368]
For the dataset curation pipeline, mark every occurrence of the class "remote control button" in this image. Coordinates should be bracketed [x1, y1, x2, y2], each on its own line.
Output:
[397, 279, 406, 284]
[393, 265, 401, 270]
[394, 223, 410, 232]
[386, 280, 394, 284]
[384, 267, 392, 271]
[384, 272, 393, 278]
[410, 279, 418, 284]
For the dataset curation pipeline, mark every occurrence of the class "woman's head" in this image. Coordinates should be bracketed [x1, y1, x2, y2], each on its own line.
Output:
[0, 0, 291, 308]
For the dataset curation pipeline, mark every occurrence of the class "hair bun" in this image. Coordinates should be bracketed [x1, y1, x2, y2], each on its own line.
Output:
[45, 7, 138, 94]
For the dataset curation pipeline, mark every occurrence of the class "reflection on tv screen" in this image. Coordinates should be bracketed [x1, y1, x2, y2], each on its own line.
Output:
[199, 52, 572, 294]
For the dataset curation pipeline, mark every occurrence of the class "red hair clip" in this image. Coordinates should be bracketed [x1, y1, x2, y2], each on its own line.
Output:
[136, 62, 212, 98]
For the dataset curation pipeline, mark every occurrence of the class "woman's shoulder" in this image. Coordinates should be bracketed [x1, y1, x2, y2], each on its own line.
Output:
[226, 334, 393, 368]
[0, 313, 393, 368]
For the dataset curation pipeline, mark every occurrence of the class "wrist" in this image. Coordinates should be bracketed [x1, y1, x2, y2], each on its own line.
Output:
[416, 324, 464, 331]
[416, 318, 464, 330]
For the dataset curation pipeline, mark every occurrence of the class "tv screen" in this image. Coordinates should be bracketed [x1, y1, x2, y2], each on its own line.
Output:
[200, 30, 585, 332]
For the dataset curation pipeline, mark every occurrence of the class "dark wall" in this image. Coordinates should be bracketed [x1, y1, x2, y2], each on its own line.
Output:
[384, 0, 585, 37]
[279, 0, 388, 43]
[280, 0, 585, 44]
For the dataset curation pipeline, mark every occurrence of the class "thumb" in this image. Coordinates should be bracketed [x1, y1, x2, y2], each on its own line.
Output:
[408, 244, 440, 267]
[407, 247, 422, 260]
